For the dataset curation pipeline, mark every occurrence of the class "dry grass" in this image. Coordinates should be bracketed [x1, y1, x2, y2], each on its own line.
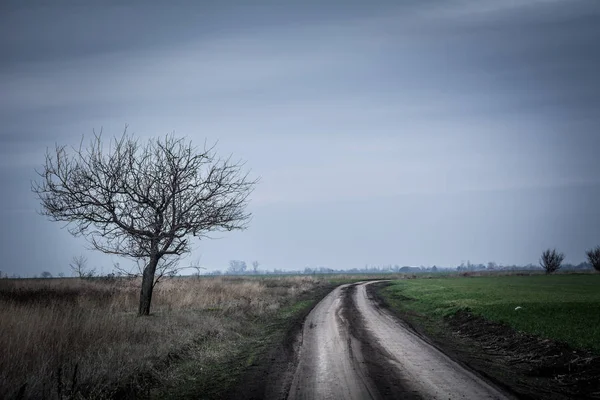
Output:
[0, 275, 322, 399]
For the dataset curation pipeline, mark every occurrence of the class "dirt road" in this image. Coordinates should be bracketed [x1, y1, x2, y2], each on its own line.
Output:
[286, 281, 512, 400]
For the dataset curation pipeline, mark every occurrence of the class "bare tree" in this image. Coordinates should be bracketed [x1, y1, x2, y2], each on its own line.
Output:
[190, 258, 206, 278]
[586, 246, 600, 272]
[40, 271, 53, 279]
[539, 248, 565, 274]
[228, 260, 247, 275]
[112, 261, 139, 278]
[252, 260, 260, 274]
[112, 244, 204, 283]
[32, 129, 256, 315]
[149, 255, 180, 284]
[69, 255, 96, 278]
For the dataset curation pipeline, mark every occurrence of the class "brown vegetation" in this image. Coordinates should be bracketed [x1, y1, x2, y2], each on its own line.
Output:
[0, 276, 321, 399]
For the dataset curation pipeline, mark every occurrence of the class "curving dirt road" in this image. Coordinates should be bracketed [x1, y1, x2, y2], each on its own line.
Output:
[286, 281, 512, 400]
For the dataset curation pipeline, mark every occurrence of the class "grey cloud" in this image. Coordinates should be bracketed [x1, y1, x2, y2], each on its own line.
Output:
[0, 0, 390, 70]
[1, 0, 599, 275]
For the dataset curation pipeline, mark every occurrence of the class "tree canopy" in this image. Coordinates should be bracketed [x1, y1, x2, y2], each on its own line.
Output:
[33, 129, 257, 314]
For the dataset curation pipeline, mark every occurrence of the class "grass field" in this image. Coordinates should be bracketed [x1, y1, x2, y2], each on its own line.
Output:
[7, 272, 597, 398]
[380, 274, 600, 352]
[0, 275, 327, 400]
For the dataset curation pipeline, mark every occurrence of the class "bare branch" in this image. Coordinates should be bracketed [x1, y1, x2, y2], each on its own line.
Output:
[69, 255, 96, 278]
[586, 246, 600, 272]
[32, 128, 257, 315]
[539, 248, 565, 274]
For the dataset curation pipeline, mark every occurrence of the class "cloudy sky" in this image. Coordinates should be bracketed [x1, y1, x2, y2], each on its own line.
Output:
[1, 0, 599, 276]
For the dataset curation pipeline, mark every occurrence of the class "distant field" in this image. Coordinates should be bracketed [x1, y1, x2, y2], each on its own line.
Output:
[380, 274, 600, 352]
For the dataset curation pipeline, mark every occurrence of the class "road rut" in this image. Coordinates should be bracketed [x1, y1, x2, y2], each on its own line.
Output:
[286, 281, 511, 400]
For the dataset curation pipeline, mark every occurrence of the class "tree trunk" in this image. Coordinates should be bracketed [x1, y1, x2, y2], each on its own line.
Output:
[138, 255, 159, 316]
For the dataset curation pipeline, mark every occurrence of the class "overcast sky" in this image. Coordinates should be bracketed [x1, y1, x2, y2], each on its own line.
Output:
[1, 0, 600, 276]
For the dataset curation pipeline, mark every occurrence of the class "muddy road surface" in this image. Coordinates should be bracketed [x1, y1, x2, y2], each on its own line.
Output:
[286, 281, 512, 400]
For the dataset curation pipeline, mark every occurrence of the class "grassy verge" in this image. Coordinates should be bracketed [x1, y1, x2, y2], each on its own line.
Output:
[0, 276, 330, 399]
[153, 285, 334, 400]
[379, 274, 600, 353]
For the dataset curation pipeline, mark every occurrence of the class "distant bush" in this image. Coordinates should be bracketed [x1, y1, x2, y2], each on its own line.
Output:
[539, 248, 565, 274]
[69, 255, 96, 279]
[586, 246, 600, 272]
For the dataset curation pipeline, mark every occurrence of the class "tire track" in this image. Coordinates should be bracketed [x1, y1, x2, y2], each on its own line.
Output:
[286, 281, 512, 400]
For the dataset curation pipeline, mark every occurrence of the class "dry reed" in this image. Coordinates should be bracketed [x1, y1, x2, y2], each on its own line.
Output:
[0, 275, 321, 399]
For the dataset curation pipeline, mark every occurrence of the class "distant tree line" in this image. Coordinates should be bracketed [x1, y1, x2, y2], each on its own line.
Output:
[7, 245, 600, 279]
[201, 248, 599, 276]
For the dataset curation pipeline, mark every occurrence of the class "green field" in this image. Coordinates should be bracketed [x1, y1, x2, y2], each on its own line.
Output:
[380, 274, 600, 353]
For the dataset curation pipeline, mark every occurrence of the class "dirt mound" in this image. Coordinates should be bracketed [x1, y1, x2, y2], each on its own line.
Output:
[448, 310, 600, 399]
